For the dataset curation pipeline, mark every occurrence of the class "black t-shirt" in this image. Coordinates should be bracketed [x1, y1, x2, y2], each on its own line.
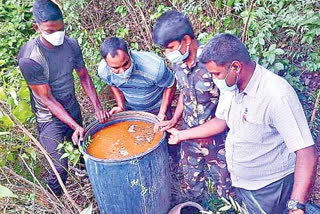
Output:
[18, 36, 85, 123]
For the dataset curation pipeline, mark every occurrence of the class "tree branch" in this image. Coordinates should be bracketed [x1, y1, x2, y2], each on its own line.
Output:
[241, 0, 256, 43]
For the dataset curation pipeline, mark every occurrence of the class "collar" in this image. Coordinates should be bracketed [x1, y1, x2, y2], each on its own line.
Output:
[177, 43, 203, 73]
[242, 63, 263, 98]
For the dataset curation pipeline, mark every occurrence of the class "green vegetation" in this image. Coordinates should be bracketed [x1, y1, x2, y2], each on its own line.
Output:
[0, 0, 319, 213]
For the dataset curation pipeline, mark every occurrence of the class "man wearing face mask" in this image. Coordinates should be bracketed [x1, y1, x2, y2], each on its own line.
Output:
[18, 0, 109, 196]
[97, 37, 176, 120]
[166, 33, 318, 214]
[153, 10, 232, 202]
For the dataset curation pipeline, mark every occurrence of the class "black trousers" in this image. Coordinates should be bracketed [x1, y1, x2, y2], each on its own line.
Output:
[37, 113, 82, 193]
[235, 173, 294, 214]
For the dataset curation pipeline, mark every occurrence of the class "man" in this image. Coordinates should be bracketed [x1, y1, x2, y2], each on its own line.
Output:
[152, 10, 232, 201]
[98, 37, 176, 120]
[167, 33, 318, 214]
[18, 0, 108, 195]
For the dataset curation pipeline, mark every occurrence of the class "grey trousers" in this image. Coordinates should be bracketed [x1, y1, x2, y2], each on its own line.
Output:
[235, 173, 294, 214]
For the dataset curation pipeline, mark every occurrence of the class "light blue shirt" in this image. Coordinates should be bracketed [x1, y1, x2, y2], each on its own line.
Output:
[98, 51, 175, 113]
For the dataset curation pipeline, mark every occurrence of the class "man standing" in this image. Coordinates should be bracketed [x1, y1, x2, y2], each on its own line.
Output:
[153, 10, 232, 201]
[98, 37, 176, 120]
[18, 0, 108, 195]
[167, 33, 318, 214]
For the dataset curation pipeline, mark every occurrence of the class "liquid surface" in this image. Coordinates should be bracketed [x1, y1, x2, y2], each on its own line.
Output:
[87, 120, 163, 159]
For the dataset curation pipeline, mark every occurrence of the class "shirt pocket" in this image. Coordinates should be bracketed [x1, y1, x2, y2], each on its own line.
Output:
[239, 111, 264, 143]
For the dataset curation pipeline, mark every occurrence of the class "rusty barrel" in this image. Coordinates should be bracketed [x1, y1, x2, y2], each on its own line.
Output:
[80, 111, 171, 214]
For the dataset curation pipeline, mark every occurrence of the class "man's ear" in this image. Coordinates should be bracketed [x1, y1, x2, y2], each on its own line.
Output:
[33, 22, 40, 33]
[182, 35, 192, 46]
[232, 61, 241, 74]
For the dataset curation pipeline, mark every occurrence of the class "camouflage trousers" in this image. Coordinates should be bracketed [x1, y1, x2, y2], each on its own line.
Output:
[179, 133, 233, 199]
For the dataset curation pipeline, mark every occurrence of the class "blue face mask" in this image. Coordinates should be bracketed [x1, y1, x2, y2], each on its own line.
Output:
[212, 65, 238, 92]
[165, 42, 190, 64]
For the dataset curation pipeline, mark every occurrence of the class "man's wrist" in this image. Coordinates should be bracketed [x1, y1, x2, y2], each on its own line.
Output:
[287, 199, 306, 212]
[178, 130, 187, 142]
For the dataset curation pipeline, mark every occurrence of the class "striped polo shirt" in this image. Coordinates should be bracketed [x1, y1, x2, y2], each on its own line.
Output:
[216, 64, 314, 190]
[98, 51, 175, 113]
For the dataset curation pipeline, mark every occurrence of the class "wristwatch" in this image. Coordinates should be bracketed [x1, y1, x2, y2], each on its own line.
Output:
[287, 199, 306, 211]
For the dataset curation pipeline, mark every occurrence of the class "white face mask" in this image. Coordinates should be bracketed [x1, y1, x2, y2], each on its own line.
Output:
[212, 65, 238, 92]
[39, 26, 65, 46]
[113, 61, 133, 80]
[165, 42, 189, 64]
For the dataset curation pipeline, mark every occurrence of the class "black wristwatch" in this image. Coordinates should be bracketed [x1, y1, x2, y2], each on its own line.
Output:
[287, 199, 306, 211]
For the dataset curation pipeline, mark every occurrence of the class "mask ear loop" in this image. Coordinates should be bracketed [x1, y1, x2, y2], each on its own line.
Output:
[225, 63, 239, 87]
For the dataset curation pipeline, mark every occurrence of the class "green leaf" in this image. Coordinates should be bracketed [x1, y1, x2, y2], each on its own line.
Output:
[0, 185, 18, 199]
[274, 62, 284, 71]
[56, 143, 64, 151]
[26, 147, 36, 161]
[227, 0, 235, 7]
[80, 203, 93, 214]
[12, 100, 33, 123]
[72, 154, 80, 167]
[219, 205, 232, 211]
[9, 90, 18, 106]
[274, 48, 285, 55]
[21, 153, 29, 160]
[65, 143, 74, 152]
[269, 44, 276, 51]
[0, 114, 14, 129]
[60, 153, 69, 160]
[18, 86, 30, 101]
[258, 38, 265, 46]
[7, 152, 16, 163]
[268, 54, 275, 64]
[69, 154, 75, 160]
[0, 87, 6, 100]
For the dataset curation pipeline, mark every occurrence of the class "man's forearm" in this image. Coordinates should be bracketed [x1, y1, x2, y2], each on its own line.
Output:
[159, 85, 176, 115]
[171, 93, 184, 123]
[43, 97, 81, 130]
[290, 145, 318, 204]
[78, 69, 103, 111]
[179, 117, 227, 141]
[110, 86, 125, 110]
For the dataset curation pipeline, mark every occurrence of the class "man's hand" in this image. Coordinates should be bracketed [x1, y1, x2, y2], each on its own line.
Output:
[167, 128, 182, 145]
[72, 126, 85, 145]
[95, 108, 109, 123]
[154, 118, 177, 132]
[108, 106, 124, 116]
[157, 112, 167, 121]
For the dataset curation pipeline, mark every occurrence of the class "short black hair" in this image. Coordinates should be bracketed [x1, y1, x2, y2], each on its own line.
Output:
[33, 0, 63, 24]
[200, 33, 251, 65]
[152, 10, 195, 48]
[100, 37, 129, 58]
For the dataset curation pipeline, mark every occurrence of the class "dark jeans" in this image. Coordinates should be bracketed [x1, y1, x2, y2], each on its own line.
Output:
[37, 114, 82, 194]
[235, 173, 294, 214]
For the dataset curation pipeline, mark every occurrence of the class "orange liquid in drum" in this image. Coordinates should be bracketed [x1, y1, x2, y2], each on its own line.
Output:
[87, 120, 163, 159]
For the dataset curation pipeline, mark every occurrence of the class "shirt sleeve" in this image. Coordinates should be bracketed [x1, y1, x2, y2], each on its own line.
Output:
[19, 58, 48, 85]
[97, 60, 114, 86]
[270, 93, 314, 153]
[69, 39, 86, 69]
[215, 91, 233, 120]
[154, 60, 175, 88]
